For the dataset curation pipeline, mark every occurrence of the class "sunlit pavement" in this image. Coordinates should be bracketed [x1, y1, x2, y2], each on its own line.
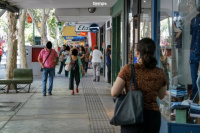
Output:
[0, 59, 120, 133]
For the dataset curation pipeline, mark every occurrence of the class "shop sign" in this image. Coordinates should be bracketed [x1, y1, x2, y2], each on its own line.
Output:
[75, 24, 90, 32]
[93, 2, 107, 6]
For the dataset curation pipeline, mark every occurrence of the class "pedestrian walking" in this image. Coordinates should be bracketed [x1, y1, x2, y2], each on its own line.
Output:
[61, 45, 70, 77]
[84, 47, 90, 73]
[106, 45, 111, 84]
[111, 38, 167, 133]
[57, 44, 66, 74]
[90, 45, 103, 82]
[38, 41, 58, 96]
[66, 48, 84, 95]
[0, 46, 2, 63]
[78, 46, 85, 68]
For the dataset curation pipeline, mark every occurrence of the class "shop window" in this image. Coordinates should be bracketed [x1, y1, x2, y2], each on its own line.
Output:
[160, 0, 200, 126]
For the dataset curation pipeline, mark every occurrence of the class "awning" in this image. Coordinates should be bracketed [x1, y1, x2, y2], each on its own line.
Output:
[62, 26, 77, 36]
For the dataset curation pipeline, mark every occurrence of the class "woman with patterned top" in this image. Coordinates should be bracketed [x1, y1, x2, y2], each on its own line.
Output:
[84, 47, 90, 73]
[111, 38, 167, 133]
[78, 46, 85, 68]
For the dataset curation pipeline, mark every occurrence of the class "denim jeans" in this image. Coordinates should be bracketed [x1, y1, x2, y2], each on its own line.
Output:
[190, 52, 200, 99]
[42, 68, 55, 94]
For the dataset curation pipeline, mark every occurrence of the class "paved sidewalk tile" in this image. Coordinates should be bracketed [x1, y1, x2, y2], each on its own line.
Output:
[0, 65, 120, 133]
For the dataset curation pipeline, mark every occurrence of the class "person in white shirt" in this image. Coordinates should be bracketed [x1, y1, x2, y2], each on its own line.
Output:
[90, 45, 103, 82]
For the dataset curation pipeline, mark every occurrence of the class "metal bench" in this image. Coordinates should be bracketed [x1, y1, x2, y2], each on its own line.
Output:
[0, 79, 12, 93]
[12, 68, 33, 93]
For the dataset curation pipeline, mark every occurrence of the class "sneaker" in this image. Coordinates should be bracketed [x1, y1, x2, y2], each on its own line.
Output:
[93, 79, 96, 82]
[48, 92, 52, 95]
[57, 72, 61, 74]
[43, 93, 46, 96]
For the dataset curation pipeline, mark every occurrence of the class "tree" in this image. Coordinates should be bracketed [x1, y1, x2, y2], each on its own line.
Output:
[27, 9, 50, 45]
[6, 11, 17, 80]
[18, 9, 28, 68]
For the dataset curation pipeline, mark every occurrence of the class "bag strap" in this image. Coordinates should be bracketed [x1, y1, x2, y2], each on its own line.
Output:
[129, 64, 138, 91]
[43, 50, 52, 65]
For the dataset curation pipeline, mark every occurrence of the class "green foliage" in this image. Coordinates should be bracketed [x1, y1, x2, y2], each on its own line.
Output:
[26, 34, 33, 44]
[47, 10, 57, 39]
[0, 11, 8, 34]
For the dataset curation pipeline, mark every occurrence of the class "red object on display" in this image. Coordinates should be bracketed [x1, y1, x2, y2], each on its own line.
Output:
[80, 32, 88, 36]
[32, 47, 43, 62]
[27, 13, 32, 23]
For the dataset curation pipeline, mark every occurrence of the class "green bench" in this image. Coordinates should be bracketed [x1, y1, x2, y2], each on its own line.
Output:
[12, 68, 33, 93]
[0, 79, 12, 93]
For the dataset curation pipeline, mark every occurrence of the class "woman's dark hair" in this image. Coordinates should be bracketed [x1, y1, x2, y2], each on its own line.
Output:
[72, 48, 78, 56]
[106, 45, 111, 55]
[65, 45, 70, 51]
[137, 38, 157, 69]
[46, 41, 52, 49]
[94, 45, 98, 49]
[80, 46, 85, 52]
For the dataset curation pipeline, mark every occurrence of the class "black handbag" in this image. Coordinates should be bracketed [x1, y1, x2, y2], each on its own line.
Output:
[110, 64, 144, 126]
[40, 51, 51, 72]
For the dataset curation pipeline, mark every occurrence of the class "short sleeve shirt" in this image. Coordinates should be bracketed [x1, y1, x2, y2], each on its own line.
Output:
[106, 51, 111, 66]
[91, 49, 103, 63]
[118, 64, 167, 111]
[38, 48, 58, 68]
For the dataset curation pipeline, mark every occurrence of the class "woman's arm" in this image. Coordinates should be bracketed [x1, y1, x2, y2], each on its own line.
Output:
[61, 53, 64, 61]
[158, 85, 167, 99]
[81, 54, 85, 59]
[111, 77, 126, 97]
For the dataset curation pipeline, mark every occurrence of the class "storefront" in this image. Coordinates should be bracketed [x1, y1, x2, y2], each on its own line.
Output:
[111, 0, 125, 84]
[124, 0, 200, 132]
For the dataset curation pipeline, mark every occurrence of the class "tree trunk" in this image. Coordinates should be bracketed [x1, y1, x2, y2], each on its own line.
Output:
[6, 11, 17, 80]
[54, 24, 59, 52]
[41, 9, 49, 45]
[18, 9, 28, 68]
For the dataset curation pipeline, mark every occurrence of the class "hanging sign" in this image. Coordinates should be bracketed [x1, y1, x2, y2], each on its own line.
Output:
[27, 13, 32, 23]
[75, 23, 90, 32]
[38, 22, 41, 28]
[89, 23, 99, 33]
[80, 32, 88, 36]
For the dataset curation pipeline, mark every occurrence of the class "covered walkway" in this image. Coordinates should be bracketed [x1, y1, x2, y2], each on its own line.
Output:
[0, 66, 120, 133]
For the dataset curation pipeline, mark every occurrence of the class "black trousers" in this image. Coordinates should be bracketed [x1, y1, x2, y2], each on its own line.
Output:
[107, 65, 111, 83]
[69, 69, 80, 90]
[58, 60, 65, 73]
[58, 60, 68, 77]
[121, 110, 161, 133]
[85, 62, 89, 72]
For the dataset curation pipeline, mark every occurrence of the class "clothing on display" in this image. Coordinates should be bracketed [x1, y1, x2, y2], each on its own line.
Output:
[190, 13, 200, 99]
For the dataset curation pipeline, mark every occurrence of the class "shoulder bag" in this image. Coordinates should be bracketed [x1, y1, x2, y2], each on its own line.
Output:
[40, 51, 51, 72]
[110, 64, 144, 126]
[65, 56, 71, 71]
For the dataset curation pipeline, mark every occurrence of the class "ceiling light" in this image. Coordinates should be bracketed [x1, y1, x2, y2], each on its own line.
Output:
[144, 0, 146, 2]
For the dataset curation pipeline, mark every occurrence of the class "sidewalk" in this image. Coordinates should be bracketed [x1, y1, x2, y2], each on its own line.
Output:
[0, 66, 120, 133]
